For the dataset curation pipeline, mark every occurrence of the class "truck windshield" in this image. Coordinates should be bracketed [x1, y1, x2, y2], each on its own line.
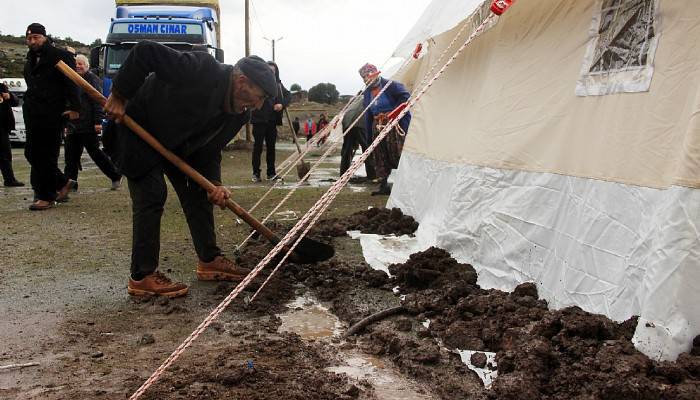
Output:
[106, 45, 133, 75]
[105, 43, 206, 76]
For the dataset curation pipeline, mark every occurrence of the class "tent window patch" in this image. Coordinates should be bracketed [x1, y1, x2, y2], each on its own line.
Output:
[576, 0, 659, 96]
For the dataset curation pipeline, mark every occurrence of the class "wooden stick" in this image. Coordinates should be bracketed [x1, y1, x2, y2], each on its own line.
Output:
[0, 362, 39, 371]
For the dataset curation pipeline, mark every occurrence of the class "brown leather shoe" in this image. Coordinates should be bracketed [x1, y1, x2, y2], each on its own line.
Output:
[197, 256, 251, 281]
[128, 271, 189, 298]
[56, 179, 77, 202]
[28, 199, 55, 211]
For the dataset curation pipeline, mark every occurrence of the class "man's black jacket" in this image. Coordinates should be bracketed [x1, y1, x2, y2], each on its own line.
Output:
[0, 83, 19, 131]
[72, 71, 105, 133]
[250, 63, 290, 126]
[22, 40, 80, 119]
[109, 41, 249, 181]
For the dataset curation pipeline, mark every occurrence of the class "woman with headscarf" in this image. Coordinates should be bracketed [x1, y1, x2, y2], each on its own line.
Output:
[359, 63, 411, 195]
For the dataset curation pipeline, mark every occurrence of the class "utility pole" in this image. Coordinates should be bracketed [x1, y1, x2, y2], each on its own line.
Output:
[244, 0, 251, 142]
[264, 36, 284, 62]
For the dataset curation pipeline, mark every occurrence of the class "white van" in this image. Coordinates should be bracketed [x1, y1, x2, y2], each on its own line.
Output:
[1, 78, 27, 144]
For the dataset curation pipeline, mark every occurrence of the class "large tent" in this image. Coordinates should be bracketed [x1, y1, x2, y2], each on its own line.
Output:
[387, 0, 700, 361]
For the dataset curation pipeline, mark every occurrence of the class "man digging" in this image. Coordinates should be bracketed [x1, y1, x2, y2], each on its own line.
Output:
[104, 41, 277, 298]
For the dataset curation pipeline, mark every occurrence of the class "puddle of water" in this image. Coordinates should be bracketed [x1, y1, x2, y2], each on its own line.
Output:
[277, 294, 343, 339]
[278, 294, 435, 399]
[328, 353, 433, 400]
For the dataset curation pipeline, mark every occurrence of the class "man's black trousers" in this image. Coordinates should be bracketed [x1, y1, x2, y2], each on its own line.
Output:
[340, 127, 376, 179]
[64, 130, 122, 182]
[252, 123, 277, 178]
[24, 116, 68, 201]
[128, 162, 221, 278]
[0, 128, 18, 183]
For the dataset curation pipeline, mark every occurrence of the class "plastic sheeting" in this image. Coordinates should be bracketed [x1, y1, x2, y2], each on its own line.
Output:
[346, 231, 428, 275]
[576, 0, 660, 96]
[387, 152, 700, 361]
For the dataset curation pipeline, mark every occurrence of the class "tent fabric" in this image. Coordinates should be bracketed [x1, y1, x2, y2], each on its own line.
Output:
[386, 0, 700, 360]
[394, 0, 700, 190]
[391, 0, 484, 59]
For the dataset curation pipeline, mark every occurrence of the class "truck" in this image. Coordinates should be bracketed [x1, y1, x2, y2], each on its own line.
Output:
[91, 0, 223, 96]
[1, 78, 27, 145]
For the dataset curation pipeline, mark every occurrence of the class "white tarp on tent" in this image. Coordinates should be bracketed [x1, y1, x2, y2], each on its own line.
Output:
[382, 0, 700, 361]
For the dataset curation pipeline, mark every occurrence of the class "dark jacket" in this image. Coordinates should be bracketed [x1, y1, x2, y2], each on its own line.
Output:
[109, 41, 249, 180]
[71, 71, 105, 133]
[341, 95, 366, 135]
[250, 62, 291, 126]
[363, 77, 411, 139]
[22, 40, 80, 119]
[0, 83, 19, 132]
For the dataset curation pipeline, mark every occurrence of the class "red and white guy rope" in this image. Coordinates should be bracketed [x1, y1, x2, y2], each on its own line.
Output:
[129, 11, 498, 400]
[250, 12, 497, 301]
[243, 89, 363, 218]
[240, 15, 477, 249]
[236, 79, 395, 251]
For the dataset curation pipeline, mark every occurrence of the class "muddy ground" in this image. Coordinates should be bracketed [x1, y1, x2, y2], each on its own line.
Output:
[1, 143, 699, 399]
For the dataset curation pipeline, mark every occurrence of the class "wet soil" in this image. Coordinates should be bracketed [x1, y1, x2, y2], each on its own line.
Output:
[313, 207, 419, 237]
[314, 246, 700, 400]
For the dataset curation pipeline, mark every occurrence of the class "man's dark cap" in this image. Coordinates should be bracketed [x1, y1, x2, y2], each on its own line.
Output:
[235, 55, 277, 98]
[26, 23, 46, 37]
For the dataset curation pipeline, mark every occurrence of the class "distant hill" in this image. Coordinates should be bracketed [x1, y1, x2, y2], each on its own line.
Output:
[0, 34, 97, 78]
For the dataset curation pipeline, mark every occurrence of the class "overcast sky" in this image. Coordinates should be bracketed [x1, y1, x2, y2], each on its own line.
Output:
[1, 0, 431, 94]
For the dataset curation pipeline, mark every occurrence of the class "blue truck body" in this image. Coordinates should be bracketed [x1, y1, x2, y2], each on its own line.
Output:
[94, 3, 222, 96]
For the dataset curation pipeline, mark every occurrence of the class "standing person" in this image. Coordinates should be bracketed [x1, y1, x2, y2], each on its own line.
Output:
[340, 94, 375, 180]
[316, 113, 329, 146]
[0, 82, 25, 187]
[103, 41, 277, 298]
[250, 61, 291, 182]
[23, 23, 79, 210]
[359, 63, 411, 196]
[292, 116, 300, 137]
[304, 114, 316, 144]
[63, 54, 122, 190]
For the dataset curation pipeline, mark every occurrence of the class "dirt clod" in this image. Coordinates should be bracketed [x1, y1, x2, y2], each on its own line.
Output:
[471, 352, 487, 368]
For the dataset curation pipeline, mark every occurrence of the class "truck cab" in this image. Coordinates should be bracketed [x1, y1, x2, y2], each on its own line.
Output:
[93, 2, 223, 96]
[1, 78, 27, 145]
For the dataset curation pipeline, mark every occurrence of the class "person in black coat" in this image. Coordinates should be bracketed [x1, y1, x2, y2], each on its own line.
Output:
[103, 41, 277, 298]
[63, 54, 122, 190]
[0, 82, 24, 187]
[250, 61, 291, 181]
[22, 23, 80, 210]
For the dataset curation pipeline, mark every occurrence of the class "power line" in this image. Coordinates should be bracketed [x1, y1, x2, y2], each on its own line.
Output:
[249, 0, 267, 40]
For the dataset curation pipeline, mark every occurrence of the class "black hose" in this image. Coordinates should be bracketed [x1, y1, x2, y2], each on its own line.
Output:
[344, 306, 407, 337]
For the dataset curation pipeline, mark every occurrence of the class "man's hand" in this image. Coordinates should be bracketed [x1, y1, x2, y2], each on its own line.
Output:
[104, 92, 127, 123]
[273, 103, 283, 112]
[0, 92, 9, 101]
[94, 124, 102, 134]
[62, 110, 79, 120]
[207, 186, 231, 209]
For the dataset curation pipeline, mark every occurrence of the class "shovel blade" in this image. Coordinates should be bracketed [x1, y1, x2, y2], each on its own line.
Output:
[296, 162, 311, 181]
[291, 236, 335, 263]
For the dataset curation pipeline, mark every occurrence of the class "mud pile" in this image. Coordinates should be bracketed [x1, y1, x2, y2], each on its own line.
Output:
[313, 207, 419, 237]
[392, 248, 700, 400]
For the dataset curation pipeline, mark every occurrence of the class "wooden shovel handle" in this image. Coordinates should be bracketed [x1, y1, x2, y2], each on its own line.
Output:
[55, 60, 280, 242]
[284, 107, 303, 155]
